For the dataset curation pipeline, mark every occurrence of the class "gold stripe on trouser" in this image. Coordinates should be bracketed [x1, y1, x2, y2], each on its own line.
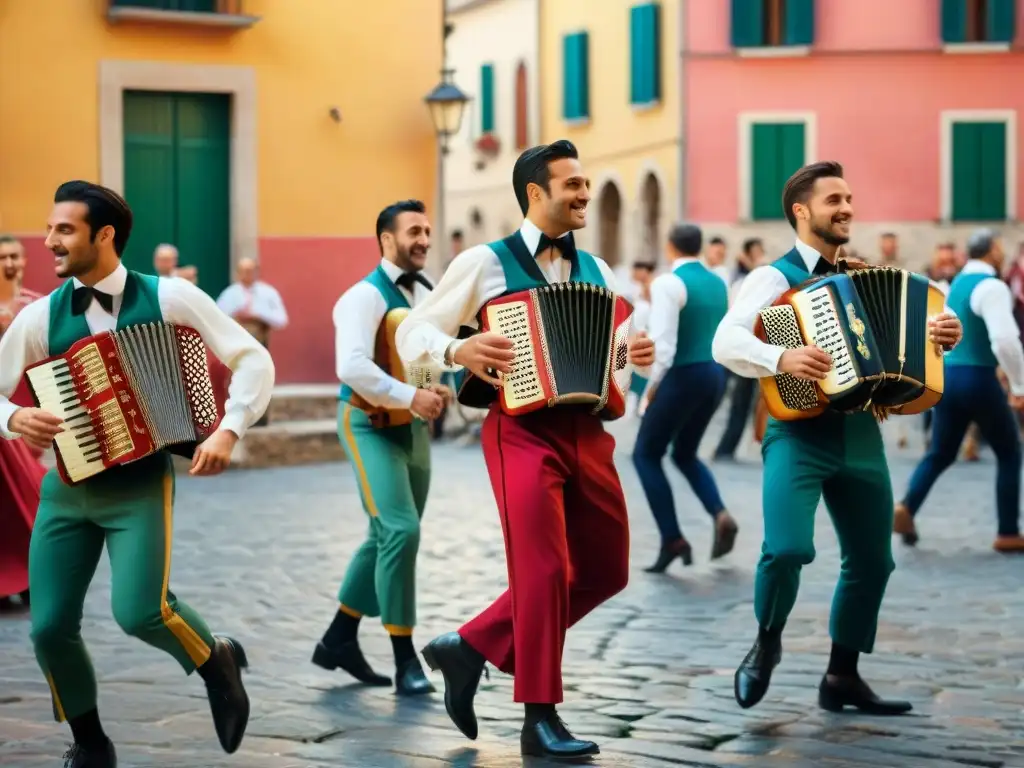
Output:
[45, 672, 66, 722]
[159, 473, 212, 666]
[341, 404, 380, 516]
[384, 624, 413, 637]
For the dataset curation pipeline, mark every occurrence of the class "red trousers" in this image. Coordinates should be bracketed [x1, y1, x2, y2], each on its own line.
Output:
[0, 437, 43, 598]
[459, 406, 630, 703]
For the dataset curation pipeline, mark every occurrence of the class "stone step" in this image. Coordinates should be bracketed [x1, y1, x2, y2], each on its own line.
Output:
[266, 383, 338, 423]
[230, 418, 345, 469]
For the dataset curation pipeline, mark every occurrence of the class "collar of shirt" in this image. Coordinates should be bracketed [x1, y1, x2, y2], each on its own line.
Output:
[670, 256, 700, 270]
[520, 218, 571, 258]
[378, 258, 406, 282]
[961, 259, 997, 277]
[794, 238, 825, 273]
[72, 262, 128, 295]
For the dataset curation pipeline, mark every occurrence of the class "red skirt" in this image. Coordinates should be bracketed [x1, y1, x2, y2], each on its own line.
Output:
[0, 437, 44, 598]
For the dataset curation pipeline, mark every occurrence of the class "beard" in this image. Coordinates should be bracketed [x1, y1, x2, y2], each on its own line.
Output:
[811, 220, 850, 247]
[395, 243, 427, 271]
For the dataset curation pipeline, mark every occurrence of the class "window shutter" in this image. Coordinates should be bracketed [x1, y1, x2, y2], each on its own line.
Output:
[941, 0, 967, 43]
[986, 0, 1017, 43]
[480, 64, 495, 134]
[978, 122, 1007, 220]
[630, 4, 661, 105]
[731, 0, 763, 47]
[563, 33, 589, 120]
[751, 124, 781, 220]
[784, 0, 815, 45]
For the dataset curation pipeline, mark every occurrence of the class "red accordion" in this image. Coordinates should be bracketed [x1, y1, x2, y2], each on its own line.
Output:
[468, 283, 633, 420]
[24, 322, 223, 485]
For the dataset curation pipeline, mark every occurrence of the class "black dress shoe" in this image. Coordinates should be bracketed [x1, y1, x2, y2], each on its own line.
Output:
[421, 631, 488, 739]
[818, 674, 913, 715]
[63, 737, 117, 767]
[395, 657, 436, 696]
[734, 636, 781, 709]
[312, 640, 392, 686]
[644, 537, 693, 573]
[203, 635, 250, 753]
[710, 512, 739, 559]
[521, 712, 600, 760]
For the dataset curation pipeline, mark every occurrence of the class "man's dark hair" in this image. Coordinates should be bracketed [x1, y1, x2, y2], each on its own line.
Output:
[512, 139, 579, 215]
[742, 237, 762, 255]
[936, 241, 956, 251]
[967, 228, 998, 260]
[781, 161, 845, 229]
[451, 229, 464, 240]
[709, 236, 725, 247]
[632, 261, 655, 272]
[0, 234, 21, 247]
[375, 199, 426, 253]
[881, 232, 897, 239]
[668, 223, 702, 257]
[54, 180, 133, 256]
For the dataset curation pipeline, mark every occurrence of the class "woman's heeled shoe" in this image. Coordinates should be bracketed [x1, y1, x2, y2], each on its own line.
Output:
[644, 537, 693, 573]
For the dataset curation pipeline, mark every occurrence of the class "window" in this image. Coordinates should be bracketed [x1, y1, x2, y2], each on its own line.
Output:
[111, 0, 218, 10]
[630, 3, 661, 106]
[745, 119, 808, 220]
[480, 64, 495, 134]
[942, 0, 1017, 44]
[944, 113, 1015, 221]
[563, 32, 590, 121]
[514, 62, 529, 150]
[731, 0, 814, 48]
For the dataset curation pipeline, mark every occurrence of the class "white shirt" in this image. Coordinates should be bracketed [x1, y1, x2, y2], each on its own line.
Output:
[396, 218, 618, 370]
[646, 257, 727, 389]
[216, 280, 289, 330]
[957, 259, 1024, 395]
[333, 259, 433, 409]
[0, 263, 275, 439]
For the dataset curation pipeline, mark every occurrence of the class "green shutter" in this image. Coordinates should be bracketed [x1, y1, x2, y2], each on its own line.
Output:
[952, 122, 1007, 221]
[630, 3, 661, 105]
[987, 0, 1017, 42]
[563, 32, 589, 120]
[751, 122, 805, 220]
[731, 0, 763, 47]
[480, 64, 495, 134]
[941, 0, 966, 43]
[113, 0, 216, 9]
[784, 0, 815, 45]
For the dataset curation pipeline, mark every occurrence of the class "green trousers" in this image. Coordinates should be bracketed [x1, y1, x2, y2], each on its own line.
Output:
[29, 453, 216, 722]
[756, 411, 896, 653]
[336, 403, 431, 632]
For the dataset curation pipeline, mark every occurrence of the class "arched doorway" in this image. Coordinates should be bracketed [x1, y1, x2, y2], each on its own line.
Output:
[640, 172, 661, 265]
[597, 181, 622, 267]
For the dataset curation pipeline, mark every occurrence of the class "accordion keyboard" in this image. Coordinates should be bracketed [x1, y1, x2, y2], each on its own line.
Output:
[791, 287, 857, 393]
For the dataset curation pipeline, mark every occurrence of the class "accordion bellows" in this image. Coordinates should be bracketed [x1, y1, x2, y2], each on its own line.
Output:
[459, 283, 633, 419]
[24, 322, 223, 484]
[755, 268, 946, 421]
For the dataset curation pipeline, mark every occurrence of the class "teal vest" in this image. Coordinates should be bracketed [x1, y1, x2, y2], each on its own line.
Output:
[672, 261, 728, 366]
[48, 270, 162, 356]
[943, 270, 998, 368]
[338, 265, 412, 404]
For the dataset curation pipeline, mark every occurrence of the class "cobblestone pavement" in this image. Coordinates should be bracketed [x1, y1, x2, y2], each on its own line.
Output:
[2, 406, 1023, 767]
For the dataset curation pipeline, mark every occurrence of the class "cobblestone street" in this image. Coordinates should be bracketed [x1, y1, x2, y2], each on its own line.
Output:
[1, 412, 1023, 767]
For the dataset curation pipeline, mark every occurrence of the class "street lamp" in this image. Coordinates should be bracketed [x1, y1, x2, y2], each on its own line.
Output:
[424, 70, 470, 154]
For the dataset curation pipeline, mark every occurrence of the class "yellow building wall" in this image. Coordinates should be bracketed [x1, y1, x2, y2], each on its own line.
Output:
[539, 0, 679, 265]
[0, 0, 443, 237]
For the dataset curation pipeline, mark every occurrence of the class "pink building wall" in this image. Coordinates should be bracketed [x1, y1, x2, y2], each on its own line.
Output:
[685, 0, 1024, 225]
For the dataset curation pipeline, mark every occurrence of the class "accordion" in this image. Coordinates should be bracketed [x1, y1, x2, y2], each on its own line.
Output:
[24, 322, 223, 485]
[346, 307, 437, 428]
[754, 267, 946, 421]
[457, 283, 633, 420]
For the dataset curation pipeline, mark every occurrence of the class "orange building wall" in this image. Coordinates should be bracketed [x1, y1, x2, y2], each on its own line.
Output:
[0, 0, 443, 383]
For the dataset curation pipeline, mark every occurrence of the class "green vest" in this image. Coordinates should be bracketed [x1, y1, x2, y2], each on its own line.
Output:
[672, 261, 728, 366]
[339, 265, 412, 404]
[943, 270, 998, 368]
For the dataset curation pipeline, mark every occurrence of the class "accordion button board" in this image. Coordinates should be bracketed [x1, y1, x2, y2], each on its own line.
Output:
[788, 286, 857, 395]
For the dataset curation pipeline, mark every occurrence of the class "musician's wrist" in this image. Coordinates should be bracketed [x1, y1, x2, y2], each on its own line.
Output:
[445, 339, 466, 368]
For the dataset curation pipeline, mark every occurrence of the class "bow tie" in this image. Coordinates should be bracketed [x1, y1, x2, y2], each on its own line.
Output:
[71, 286, 115, 316]
[812, 258, 834, 276]
[395, 271, 432, 292]
[537, 233, 575, 260]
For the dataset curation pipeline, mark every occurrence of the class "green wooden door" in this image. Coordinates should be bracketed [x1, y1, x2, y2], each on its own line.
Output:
[122, 90, 231, 297]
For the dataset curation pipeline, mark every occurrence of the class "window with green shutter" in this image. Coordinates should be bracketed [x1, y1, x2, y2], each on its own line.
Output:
[480, 64, 495, 134]
[942, 0, 1017, 43]
[563, 32, 590, 121]
[951, 121, 1008, 221]
[630, 3, 661, 106]
[111, 0, 217, 10]
[750, 122, 806, 220]
[731, 0, 815, 48]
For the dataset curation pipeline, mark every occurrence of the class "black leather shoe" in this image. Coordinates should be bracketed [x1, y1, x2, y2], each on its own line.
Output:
[395, 657, 436, 696]
[734, 636, 781, 709]
[203, 635, 250, 753]
[818, 674, 913, 715]
[644, 537, 693, 573]
[63, 737, 117, 767]
[312, 640, 392, 686]
[711, 512, 739, 559]
[421, 631, 488, 739]
[521, 712, 600, 760]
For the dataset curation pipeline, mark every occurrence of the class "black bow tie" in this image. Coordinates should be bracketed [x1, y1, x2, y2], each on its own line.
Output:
[813, 258, 834, 276]
[537, 233, 575, 260]
[395, 271, 432, 292]
[71, 286, 115, 315]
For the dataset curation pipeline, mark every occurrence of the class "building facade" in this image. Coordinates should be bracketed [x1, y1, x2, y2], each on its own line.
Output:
[1, 0, 442, 382]
[685, 0, 1024, 266]
[444, 0, 542, 251]
[540, 0, 681, 273]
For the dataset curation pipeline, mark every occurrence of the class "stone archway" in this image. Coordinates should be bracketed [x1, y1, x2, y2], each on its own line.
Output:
[639, 172, 661, 265]
[597, 181, 622, 267]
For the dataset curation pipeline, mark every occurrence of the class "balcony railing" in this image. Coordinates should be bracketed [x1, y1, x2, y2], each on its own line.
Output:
[107, 0, 260, 28]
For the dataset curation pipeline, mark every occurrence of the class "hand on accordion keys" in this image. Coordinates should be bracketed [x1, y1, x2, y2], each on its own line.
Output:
[777, 345, 833, 381]
[7, 407, 64, 452]
[452, 332, 515, 387]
